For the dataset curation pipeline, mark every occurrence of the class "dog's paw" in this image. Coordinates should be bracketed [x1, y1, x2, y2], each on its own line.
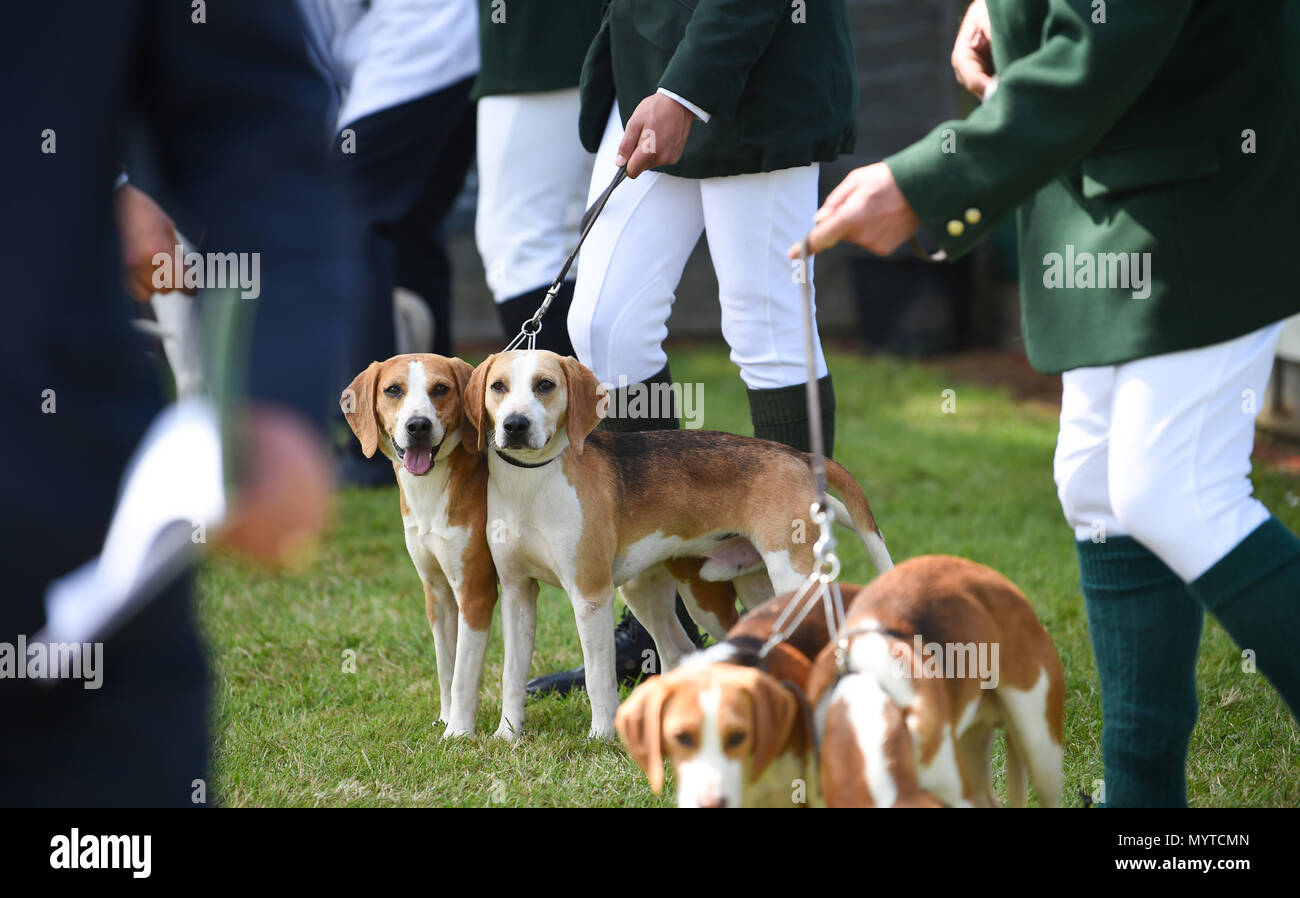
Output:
[493, 719, 522, 742]
[442, 723, 474, 740]
[586, 724, 617, 741]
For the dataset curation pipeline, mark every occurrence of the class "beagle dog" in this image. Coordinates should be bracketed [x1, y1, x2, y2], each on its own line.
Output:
[617, 663, 816, 808]
[462, 350, 892, 741]
[616, 585, 853, 807]
[342, 354, 497, 737]
[806, 556, 1065, 808]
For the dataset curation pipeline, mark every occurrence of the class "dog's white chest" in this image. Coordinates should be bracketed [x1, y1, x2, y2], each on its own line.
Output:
[745, 751, 808, 808]
[485, 464, 583, 586]
[400, 467, 470, 586]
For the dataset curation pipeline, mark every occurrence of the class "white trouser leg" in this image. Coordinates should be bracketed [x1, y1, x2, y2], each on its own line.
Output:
[1054, 365, 1125, 543]
[1107, 323, 1282, 582]
[475, 90, 594, 302]
[699, 164, 828, 389]
[1054, 323, 1284, 582]
[568, 110, 704, 385]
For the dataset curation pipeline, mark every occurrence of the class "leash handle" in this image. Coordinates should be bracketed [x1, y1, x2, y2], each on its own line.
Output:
[505, 166, 628, 351]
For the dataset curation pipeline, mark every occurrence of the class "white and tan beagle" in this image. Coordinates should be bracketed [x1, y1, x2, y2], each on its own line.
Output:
[462, 350, 893, 741]
[806, 556, 1065, 808]
[617, 663, 816, 808]
[616, 585, 843, 807]
[342, 354, 497, 737]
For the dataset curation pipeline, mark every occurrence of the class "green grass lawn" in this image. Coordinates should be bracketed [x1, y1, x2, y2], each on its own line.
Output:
[200, 345, 1300, 807]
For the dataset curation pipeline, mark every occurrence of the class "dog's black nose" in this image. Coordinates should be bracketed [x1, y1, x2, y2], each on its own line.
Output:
[406, 416, 433, 440]
[502, 414, 530, 438]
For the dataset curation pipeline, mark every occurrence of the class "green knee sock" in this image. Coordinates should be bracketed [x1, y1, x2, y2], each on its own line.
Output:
[1187, 517, 1300, 721]
[1078, 537, 1203, 807]
[746, 374, 835, 455]
[597, 365, 680, 433]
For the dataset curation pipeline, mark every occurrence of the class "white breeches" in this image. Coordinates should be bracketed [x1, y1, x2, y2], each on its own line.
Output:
[475, 88, 595, 302]
[1054, 322, 1284, 582]
[568, 110, 828, 390]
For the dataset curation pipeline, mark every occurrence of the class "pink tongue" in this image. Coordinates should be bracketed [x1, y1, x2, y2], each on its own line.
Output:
[404, 444, 433, 475]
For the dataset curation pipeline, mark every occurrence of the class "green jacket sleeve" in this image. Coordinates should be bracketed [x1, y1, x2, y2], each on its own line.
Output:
[886, 0, 1196, 259]
[658, 0, 789, 120]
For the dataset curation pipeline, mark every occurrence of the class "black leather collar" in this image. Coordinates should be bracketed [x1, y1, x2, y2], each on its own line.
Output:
[493, 448, 557, 469]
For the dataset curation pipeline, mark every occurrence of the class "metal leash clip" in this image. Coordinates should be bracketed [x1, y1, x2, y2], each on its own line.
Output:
[504, 165, 628, 352]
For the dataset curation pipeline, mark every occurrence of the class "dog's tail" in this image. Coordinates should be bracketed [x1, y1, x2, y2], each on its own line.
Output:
[824, 460, 894, 574]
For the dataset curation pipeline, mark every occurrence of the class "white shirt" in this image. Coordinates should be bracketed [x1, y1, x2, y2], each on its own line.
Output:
[657, 88, 710, 123]
[298, 0, 480, 130]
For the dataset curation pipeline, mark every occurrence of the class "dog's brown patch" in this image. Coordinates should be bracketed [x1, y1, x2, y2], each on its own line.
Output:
[663, 558, 740, 633]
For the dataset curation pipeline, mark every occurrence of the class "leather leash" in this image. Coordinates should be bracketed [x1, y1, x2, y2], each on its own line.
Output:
[504, 165, 629, 352]
[759, 237, 849, 657]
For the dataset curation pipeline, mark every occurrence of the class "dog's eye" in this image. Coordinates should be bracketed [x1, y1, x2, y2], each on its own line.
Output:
[673, 732, 697, 749]
[383, 384, 403, 398]
[491, 381, 507, 394]
[431, 383, 449, 398]
[536, 379, 555, 394]
[724, 731, 747, 750]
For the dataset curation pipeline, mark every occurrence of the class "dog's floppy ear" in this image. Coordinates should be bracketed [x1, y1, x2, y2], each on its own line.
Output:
[462, 354, 495, 453]
[804, 643, 841, 710]
[449, 357, 476, 453]
[559, 356, 606, 454]
[616, 677, 672, 794]
[341, 362, 381, 458]
[748, 673, 801, 783]
[763, 643, 814, 694]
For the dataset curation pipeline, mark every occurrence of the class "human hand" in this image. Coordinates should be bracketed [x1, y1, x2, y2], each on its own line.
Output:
[791, 163, 920, 258]
[952, 0, 996, 100]
[217, 405, 333, 567]
[113, 182, 183, 301]
[615, 92, 696, 177]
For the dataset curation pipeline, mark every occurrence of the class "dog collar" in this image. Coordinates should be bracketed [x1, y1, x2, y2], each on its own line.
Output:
[493, 448, 557, 469]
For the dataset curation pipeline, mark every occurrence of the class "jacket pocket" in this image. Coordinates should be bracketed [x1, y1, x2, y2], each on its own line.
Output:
[1081, 139, 1221, 199]
[629, 0, 698, 51]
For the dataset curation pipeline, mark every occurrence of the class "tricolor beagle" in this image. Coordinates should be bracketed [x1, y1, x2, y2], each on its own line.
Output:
[462, 350, 893, 741]
[617, 663, 815, 808]
[806, 556, 1065, 808]
[616, 585, 850, 807]
[342, 354, 497, 737]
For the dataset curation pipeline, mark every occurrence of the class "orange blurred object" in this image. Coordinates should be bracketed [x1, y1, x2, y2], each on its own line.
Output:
[217, 404, 333, 567]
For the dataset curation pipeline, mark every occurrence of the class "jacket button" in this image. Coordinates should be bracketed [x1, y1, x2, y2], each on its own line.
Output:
[946, 219, 965, 237]
[964, 208, 982, 225]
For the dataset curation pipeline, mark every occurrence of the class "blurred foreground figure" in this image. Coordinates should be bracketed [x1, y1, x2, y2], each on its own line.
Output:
[0, 0, 359, 806]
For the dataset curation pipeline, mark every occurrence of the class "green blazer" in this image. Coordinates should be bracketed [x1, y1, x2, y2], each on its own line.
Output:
[887, 0, 1300, 374]
[579, 0, 858, 179]
[473, 0, 605, 99]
